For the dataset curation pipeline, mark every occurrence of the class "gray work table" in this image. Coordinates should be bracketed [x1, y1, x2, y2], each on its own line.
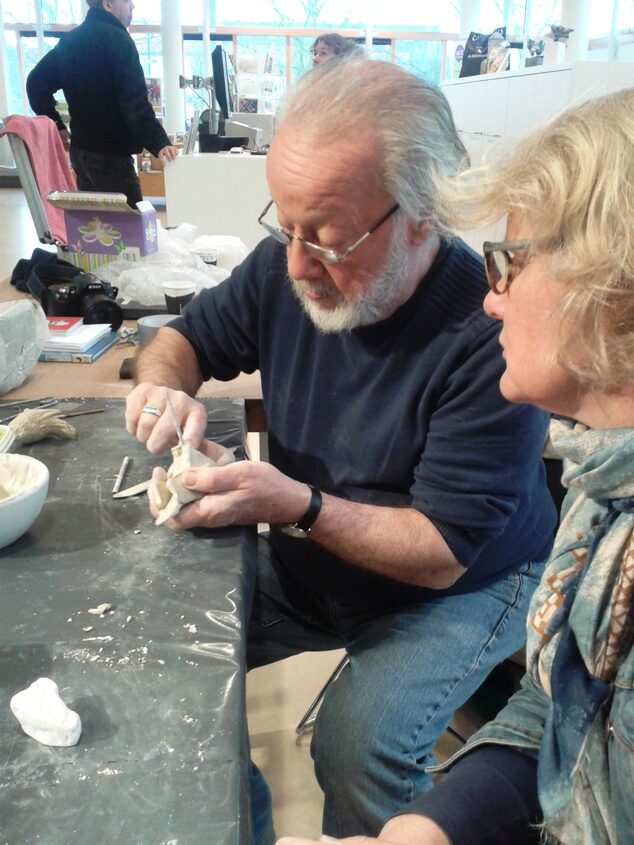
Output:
[0, 397, 256, 844]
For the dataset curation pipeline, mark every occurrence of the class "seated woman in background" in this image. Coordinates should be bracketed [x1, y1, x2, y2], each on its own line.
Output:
[310, 33, 362, 64]
[278, 87, 634, 845]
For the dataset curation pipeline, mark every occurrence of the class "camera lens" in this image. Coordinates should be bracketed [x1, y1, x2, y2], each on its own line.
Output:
[45, 282, 82, 317]
[82, 294, 124, 330]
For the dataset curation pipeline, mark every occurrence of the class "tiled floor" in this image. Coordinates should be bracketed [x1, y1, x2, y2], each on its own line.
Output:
[0, 186, 465, 841]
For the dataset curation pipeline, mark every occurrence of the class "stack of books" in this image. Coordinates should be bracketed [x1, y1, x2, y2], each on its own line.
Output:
[40, 319, 119, 363]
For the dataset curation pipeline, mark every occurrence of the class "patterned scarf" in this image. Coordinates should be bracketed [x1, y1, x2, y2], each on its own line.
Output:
[527, 419, 634, 813]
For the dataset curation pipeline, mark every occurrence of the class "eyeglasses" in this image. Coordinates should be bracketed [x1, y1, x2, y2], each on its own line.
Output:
[483, 239, 531, 294]
[258, 200, 400, 265]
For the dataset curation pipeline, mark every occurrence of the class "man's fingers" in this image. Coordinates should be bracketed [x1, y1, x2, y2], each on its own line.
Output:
[198, 438, 236, 465]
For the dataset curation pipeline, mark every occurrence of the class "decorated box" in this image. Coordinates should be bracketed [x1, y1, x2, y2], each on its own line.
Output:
[48, 191, 158, 272]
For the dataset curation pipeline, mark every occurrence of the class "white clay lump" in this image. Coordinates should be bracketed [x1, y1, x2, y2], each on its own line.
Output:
[10, 677, 82, 747]
[0, 456, 43, 501]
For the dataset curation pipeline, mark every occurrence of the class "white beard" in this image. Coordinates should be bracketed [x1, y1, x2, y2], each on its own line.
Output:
[289, 216, 413, 333]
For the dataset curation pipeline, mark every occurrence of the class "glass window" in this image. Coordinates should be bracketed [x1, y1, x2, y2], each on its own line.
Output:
[616, 0, 634, 31]
[393, 38, 444, 84]
[4, 28, 25, 114]
[528, 0, 564, 37]
[130, 0, 161, 25]
[3, 1, 37, 23]
[131, 31, 164, 78]
[41, 1, 85, 25]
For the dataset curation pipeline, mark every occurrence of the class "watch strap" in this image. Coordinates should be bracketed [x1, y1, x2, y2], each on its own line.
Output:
[293, 485, 322, 533]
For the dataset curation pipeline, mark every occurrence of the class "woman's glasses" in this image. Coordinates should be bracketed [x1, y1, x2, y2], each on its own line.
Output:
[482, 239, 530, 293]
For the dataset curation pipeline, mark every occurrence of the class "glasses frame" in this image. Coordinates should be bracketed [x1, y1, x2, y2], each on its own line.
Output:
[258, 200, 400, 265]
[482, 239, 531, 294]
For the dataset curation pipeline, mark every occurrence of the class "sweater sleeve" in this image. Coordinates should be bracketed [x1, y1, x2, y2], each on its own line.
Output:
[399, 745, 542, 845]
[26, 50, 66, 133]
[411, 317, 552, 570]
[115, 34, 171, 156]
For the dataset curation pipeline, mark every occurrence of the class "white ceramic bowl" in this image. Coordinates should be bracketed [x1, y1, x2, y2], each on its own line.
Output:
[0, 454, 49, 549]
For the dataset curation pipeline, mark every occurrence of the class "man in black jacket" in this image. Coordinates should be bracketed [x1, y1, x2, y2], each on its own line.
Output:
[27, 0, 177, 207]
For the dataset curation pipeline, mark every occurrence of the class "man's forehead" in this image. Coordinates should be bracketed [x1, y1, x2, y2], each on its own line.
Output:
[268, 125, 380, 194]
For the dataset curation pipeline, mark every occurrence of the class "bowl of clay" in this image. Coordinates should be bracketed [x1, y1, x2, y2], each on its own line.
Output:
[0, 453, 49, 549]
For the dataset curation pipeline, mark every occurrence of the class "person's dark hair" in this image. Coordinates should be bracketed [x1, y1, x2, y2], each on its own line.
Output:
[86, 0, 104, 8]
[311, 33, 360, 57]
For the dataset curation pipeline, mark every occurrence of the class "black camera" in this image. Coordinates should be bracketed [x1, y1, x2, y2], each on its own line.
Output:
[46, 274, 123, 329]
[28, 263, 124, 331]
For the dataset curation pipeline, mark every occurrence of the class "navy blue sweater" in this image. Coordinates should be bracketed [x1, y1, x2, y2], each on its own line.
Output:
[175, 237, 556, 606]
[27, 8, 170, 158]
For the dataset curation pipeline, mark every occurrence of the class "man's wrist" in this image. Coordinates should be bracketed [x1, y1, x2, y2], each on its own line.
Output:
[278, 484, 322, 539]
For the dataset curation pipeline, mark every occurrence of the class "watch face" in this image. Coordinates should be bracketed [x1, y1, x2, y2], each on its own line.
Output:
[278, 524, 309, 539]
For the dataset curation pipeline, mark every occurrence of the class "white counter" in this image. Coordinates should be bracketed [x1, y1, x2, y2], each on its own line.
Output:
[165, 152, 269, 250]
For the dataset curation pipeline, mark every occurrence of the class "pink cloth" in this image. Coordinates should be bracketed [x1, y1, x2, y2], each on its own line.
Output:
[0, 114, 76, 243]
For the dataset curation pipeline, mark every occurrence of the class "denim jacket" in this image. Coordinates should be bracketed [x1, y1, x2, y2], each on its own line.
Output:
[433, 419, 634, 845]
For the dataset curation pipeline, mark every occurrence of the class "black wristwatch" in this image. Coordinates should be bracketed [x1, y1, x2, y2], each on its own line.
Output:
[278, 485, 323, 539]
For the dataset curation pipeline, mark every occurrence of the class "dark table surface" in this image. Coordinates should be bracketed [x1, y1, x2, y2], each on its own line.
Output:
[0, 397, 256, 845]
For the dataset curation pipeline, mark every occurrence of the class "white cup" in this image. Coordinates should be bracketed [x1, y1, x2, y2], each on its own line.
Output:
[137, 313, 174, 345]
[162, 281, 196, 315]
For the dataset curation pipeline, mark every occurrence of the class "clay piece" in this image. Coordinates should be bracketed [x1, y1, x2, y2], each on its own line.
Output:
[0, 456, 44, 502]
[10, 678, 82, 747]
[9, 408, 77, 445]
[153, 442, 234, 525]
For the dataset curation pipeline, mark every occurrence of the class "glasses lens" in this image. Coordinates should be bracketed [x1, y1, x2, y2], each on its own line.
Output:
[485, 250, 507, 290]
[264, 225, 291, 246]
[304, 242, 339, 264]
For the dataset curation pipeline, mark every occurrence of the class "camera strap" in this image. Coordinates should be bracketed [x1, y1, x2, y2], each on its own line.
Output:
[26, 261, 88, 306]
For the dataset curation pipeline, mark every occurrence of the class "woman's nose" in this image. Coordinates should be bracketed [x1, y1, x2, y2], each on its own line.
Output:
[483, 288, 505, 320]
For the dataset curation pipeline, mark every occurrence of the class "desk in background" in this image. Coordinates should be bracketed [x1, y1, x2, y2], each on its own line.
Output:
[0, 397, 256, 844]
[165, 153, 269, 251]
[0, 280, 266, 434]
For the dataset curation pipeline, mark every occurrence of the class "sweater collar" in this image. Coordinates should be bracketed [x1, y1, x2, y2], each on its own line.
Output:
[86, 6, 128, 32]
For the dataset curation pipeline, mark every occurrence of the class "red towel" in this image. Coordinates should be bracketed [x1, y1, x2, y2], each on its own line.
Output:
[0, 114, 76, 243]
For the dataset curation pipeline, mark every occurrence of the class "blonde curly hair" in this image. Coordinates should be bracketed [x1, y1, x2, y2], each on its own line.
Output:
[437, 88, 634, 391]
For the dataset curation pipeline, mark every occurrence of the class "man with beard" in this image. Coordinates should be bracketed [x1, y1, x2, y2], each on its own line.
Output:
[27, 0, 177, 207]
[125, 57, 556, 844]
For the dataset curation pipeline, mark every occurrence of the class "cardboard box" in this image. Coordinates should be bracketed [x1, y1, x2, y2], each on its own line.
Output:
[48, 191, 158, 272]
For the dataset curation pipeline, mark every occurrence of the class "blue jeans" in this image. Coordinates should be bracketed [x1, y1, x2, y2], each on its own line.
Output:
[247, 534, 543, 843]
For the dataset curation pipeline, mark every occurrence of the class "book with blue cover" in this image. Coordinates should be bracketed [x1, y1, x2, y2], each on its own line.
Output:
[38, 330, 120, 363]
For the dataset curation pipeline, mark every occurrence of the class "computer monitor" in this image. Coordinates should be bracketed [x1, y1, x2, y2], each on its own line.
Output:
[211, 45, 236, 120]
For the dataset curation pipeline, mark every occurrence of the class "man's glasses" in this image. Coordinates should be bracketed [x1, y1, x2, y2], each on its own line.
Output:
[483, 239, 530, 294]
[258, 200, 400, 265]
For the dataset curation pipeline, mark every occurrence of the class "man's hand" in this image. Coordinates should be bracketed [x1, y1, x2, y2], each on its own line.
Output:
[158, 144, 178, 165]
[59, 128, 71, 151]
[275, 815, 451, 845]
[125, 383, 207, 453]
[148, 453, 312, 530]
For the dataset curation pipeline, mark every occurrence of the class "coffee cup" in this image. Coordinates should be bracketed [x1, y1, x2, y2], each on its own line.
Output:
[137, 313, 174, 345]
[162, 281, 196, 315]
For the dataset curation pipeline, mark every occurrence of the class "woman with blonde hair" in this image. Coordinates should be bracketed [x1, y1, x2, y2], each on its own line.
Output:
[278, 87, 634, 845]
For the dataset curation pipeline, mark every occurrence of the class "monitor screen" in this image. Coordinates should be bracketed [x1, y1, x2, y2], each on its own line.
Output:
[211, 45, 236, 120]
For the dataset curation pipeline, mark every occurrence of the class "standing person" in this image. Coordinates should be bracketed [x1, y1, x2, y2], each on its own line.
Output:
[278, 88, 634, 845]
[311, 33, 362, 64]
[26, 0, 177, 207]
[125, 57, 556, 844]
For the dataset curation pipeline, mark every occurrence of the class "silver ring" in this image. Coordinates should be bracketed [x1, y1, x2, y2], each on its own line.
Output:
[141, 405, 162, 418]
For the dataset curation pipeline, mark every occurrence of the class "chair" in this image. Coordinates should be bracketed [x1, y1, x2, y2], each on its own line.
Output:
[0, 114, 76, 247]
